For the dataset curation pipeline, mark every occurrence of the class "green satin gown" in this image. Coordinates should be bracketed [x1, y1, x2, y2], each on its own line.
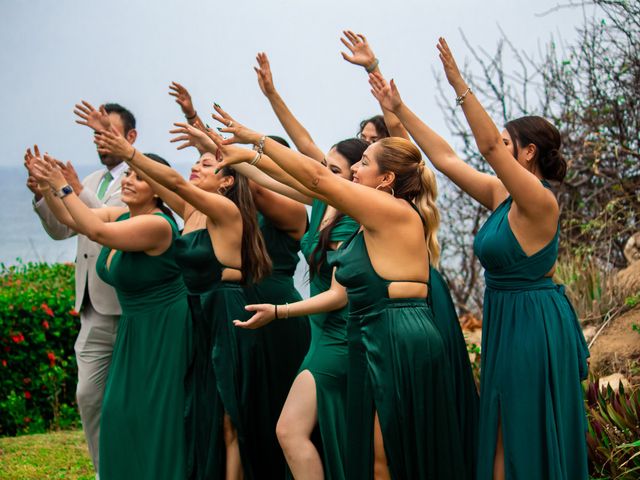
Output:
[428, 266, 479, 479]
[328, 228, 466, 479]
[297, 199, 359, 480]
[473, 191, 589, 479]
[97, 213, 191, 480]
[242, 213, 310, 478]
[174, 228, 227, 479]
[176, 227, 279, 480]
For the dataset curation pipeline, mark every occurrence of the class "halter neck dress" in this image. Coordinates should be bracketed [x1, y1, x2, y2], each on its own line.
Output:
[97, 212, 191, 480]
[297, 199, 360, 480]
[175, 226, 276, 480]
[328, 226, 466, 479]
[174, 227, 227, 479]
[242, 212, 311, 478]
[473, 189, 589, 479]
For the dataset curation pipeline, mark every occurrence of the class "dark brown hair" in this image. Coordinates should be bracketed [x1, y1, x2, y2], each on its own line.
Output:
[358, 115, 390, 140]
[309, 138, 368, 276]
[219, 165, 272, 284]
[375, 138, 441, 265]
[504, 116, 566, 182]
[143, 153, 176, 224]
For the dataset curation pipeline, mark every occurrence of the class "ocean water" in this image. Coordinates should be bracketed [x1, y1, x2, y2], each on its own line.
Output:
[0, 166, 310, 297]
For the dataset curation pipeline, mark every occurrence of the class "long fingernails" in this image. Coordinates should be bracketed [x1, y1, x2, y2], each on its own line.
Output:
[216, 127, 223, 131]
[214, 103, 220, 108]
[214, 168, 220, 174]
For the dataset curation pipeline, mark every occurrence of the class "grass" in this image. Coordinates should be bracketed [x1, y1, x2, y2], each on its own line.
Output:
[0, 430, 93, 480]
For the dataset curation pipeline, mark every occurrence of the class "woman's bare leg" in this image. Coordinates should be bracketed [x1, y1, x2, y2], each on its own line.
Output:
[276, 370, 324, 480]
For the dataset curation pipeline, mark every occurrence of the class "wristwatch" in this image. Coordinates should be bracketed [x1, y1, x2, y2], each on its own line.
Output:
[55, 184, 74, 198]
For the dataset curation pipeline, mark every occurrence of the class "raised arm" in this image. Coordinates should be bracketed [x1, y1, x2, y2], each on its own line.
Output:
[92, 128, 189, 217]
[169, 82, 207, 131]
[234, 269, 347, 329]
[95, 128, 239, 226]
[214, 114, 409, 232]
[30, 153, 170, 253]
[340, 30, 409, 140]
[173, 116, 316, 204]
[369, 71, 504, 210]
[254, 52, 325, 162]
[437, 37, 555, 215]
[250, 182, 308, 240]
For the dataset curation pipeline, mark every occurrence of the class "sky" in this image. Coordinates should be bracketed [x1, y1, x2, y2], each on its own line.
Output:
[1, 0, 593, 176]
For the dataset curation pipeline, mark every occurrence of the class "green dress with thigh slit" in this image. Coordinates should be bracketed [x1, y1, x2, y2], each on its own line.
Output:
[242, 213, 310, 479]
[97, 213, 191, 480]
[328, 228, 466, 479]
[473, 190, 589, 480]
[296, 199, 359, 480]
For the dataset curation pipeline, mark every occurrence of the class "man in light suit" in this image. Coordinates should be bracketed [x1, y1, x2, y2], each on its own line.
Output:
[28, 103, 137, 476]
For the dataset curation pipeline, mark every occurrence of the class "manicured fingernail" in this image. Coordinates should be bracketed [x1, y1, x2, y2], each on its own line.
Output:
[214, 168, 220, 174]
[216, 127, 222, 131]
[214, 103, 220, 108]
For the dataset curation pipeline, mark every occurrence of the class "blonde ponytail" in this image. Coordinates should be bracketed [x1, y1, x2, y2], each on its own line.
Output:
[376, 138, 441, 266]
[415, 164, 441, 266]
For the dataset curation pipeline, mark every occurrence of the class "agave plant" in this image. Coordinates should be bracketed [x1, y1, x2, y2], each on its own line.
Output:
[584, 376, 640, 479]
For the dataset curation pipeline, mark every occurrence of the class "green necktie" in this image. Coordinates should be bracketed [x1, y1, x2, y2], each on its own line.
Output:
[97, 171, 113, 200]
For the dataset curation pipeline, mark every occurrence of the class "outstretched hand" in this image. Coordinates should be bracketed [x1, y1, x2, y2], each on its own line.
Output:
[368, 72, 403, 113]
[340, 30, 376, 68]
[74, 101, 112, 131]
[233, 304, 276, 329]
[169, 122, 218, 154]
[254, 52, 276, 97]
[29, 148, 67, 189]
[212, 104, 262, 146]
[169, 82, 196, 118]
[94, 128, 134, 160]
[437, 37, 465, 89]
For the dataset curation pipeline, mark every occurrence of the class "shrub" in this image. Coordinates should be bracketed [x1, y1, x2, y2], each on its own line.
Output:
[585, 376, 640, 479]
[0, 262, 80, 436]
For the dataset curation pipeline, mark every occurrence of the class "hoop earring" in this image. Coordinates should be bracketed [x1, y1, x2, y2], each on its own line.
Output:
[217, 186, 227, 195]
[375, 183, 395, 196]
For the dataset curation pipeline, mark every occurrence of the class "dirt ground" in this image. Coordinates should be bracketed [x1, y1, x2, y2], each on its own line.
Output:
[588, 306, 640, 385]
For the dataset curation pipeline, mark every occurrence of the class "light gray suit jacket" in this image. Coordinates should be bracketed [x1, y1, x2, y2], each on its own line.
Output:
[33, 168, 126, 315]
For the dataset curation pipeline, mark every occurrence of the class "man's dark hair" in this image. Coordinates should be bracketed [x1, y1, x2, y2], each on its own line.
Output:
[104, 103, 136, 134]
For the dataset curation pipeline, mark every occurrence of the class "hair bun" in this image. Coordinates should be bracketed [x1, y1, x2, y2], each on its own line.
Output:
[539, 148, 566, 182]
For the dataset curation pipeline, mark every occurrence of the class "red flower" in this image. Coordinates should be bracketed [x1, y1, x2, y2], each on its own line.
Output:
[23, 416, 31, 423]
[1, 360, 6, 367]
[23, 377, 31, 385]
[69, 309, 80, 317]
[42, 320, 50, 330]
[11, 333, 25, 344]
[47, 351, 56, 367]
[41, 303, 55, 317]
[31, 306, 37, 312]
[24, 391, 31, 400]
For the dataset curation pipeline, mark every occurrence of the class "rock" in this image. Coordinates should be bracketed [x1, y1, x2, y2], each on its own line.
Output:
[598, 373, 631, 392]
[582, 325, 597, 344]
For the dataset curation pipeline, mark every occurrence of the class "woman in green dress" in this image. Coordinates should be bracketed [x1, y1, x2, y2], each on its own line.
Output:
[244, 173, 311, 479]
[179, 118, 368, 479]
[236, 140, 368, 480]
[369, 39, 589, 479]
[95, 130, 274, 480]
[211, 114, 467, 478]
[28, 150, 191, 480]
